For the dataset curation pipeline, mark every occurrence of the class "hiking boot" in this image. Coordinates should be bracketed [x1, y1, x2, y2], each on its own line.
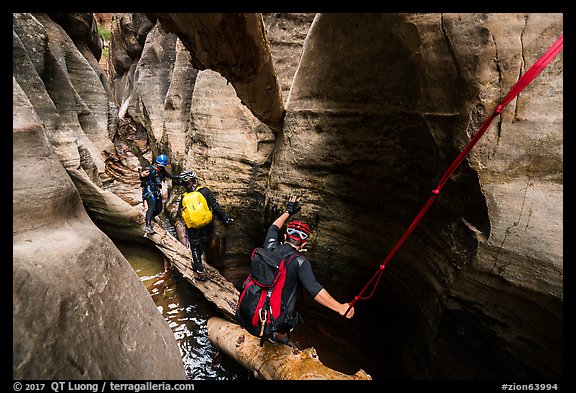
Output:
[144, 224, 155, 234]
[195, 271, 207, 281]
[268, 332, 290, 345]
[192, 263, 205, 275]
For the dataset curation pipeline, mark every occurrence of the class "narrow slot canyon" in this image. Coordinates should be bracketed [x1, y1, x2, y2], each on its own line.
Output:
[13, 12, 563, 383]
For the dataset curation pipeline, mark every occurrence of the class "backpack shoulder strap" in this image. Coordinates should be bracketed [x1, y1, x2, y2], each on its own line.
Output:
[294, 254, 306, 267]
[283, 250, 302, 268]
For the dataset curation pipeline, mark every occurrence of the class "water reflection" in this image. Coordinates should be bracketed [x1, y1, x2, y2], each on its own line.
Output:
[116, 242, 249, 380]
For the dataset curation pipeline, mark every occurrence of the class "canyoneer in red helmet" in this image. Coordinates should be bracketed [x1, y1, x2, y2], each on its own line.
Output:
[253, 195, 355, 345]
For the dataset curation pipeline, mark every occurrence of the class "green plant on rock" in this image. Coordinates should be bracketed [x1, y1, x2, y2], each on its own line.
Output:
[97, 23, 111, 42]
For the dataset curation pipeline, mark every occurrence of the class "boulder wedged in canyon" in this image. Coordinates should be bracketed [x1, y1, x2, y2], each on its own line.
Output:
[146, 13, 285, 133]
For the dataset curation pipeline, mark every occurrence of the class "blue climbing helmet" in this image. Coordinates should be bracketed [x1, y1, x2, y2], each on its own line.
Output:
[156, 154, 168, 167]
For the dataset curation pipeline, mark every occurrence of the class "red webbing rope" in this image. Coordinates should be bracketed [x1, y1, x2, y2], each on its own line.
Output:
[344, 35, 563, 317]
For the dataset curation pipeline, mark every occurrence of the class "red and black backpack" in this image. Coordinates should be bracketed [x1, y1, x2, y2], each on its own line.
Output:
[235, 247, 301, 346]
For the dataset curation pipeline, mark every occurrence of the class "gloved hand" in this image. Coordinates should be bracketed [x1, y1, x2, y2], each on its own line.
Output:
[224, 216, 234, 226]
[286, 198, 301, 216]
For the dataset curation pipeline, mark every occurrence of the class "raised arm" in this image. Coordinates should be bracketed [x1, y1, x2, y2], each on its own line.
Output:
[272, 195, 300, 229]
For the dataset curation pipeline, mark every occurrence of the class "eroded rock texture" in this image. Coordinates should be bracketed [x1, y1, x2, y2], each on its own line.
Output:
[110, 13, 315, 285]
[270, 13, 562, 379]
[14, 11, 562, 381]
[13, 13, 186, 379]
[146, 13, 286, 133]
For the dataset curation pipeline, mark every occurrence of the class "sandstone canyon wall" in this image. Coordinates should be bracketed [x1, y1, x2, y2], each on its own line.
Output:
[13, 13, 186, 379]
[272, 13, 563, 379]
[13, 12, 563, 380]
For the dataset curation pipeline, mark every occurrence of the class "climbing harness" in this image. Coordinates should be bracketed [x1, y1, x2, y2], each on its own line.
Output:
[142, 166, 163, 201]
[344, 35, 563, 317]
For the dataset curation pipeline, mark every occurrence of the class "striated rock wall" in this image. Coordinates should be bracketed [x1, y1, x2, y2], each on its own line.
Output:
[110, 13, 314, 284]
[146, 13, 286, 133]
[433, 13, 563, 379]
[114, 12, 562, 379]
[270, 13, 562, 378]
[14, 11, 562, 381]
[13, 13, 186, 380]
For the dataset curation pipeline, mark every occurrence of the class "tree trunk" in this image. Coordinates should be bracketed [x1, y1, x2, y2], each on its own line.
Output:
[144, 221, 372, 380]
[144, 222, 239, 320]
[207, 316, 371, 380]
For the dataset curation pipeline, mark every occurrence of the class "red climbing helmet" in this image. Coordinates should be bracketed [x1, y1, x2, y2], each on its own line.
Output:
[286, 220, 311, 242]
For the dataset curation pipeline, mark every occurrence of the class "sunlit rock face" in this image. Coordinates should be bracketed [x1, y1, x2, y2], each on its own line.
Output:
[13, 13, 186, 380]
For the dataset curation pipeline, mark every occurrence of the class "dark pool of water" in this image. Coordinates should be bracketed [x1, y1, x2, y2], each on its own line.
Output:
[115, 242, 250, 380]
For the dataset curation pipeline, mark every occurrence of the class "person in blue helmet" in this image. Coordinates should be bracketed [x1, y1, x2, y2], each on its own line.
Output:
[138, 154, 179, 234]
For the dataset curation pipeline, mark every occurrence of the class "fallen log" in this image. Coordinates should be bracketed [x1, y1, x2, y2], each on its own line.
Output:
[143, 221, 372, 380]
[143, 221, 239, 320]
[207, 316, 372, 380]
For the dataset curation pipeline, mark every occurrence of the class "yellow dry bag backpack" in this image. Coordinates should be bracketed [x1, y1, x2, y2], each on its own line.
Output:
[181, 187, 212, 229]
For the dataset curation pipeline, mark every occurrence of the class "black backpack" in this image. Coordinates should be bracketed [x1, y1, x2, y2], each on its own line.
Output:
[235, 247, 301, 346]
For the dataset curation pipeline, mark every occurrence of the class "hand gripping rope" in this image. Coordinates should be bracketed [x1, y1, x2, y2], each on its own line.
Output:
[344, 34, 563, 318]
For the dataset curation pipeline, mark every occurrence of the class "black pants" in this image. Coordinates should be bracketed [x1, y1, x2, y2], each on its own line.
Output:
[145, 193, 163, 226]
[186, 221, 214, 272]
[275, 310, 302, 335]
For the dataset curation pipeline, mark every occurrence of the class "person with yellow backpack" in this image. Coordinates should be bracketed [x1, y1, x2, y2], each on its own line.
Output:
[178, 170, 234, 281]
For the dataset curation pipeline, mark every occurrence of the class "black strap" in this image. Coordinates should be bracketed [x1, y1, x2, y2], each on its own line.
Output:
[257, 250, 300, 347]
[282, 250, 301, 268]
[259, 293, 272, 348]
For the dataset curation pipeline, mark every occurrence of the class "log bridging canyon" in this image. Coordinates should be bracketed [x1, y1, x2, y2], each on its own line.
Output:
[143, 221, 372, 380]
[207, 316, 372, 380]
[143, 221, 239, 320]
